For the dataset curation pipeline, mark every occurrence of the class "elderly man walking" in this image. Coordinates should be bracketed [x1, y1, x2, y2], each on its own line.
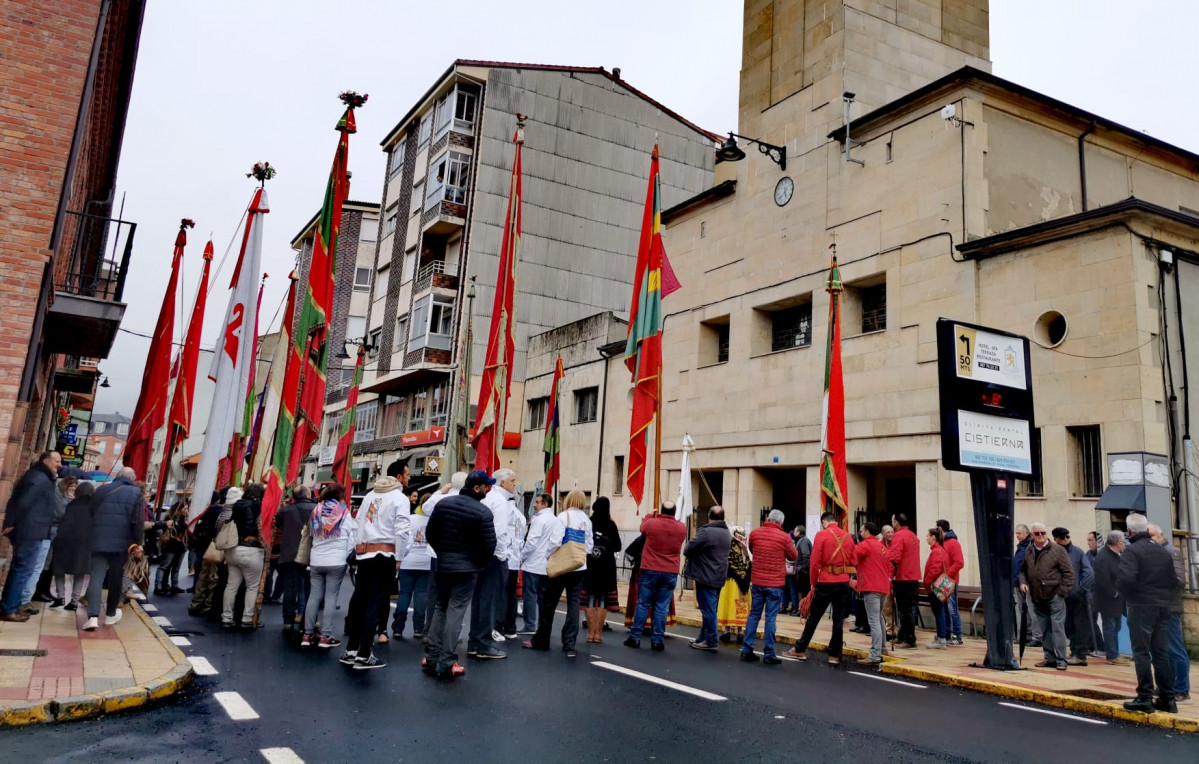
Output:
[82, 467, 145, 631]
[683, 506, 731, 651]
[1092, 530, 1128, 666]
[1122, 515, 1183, 712]
[1020, 522, 1074, 670]
[1, 451, 66, 621]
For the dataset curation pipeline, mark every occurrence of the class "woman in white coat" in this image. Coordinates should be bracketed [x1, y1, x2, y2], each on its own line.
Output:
[521, 489, 593, 658]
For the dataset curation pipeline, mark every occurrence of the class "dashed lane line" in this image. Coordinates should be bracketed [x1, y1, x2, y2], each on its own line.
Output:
[591, 661, 727, 701]
[170, 636, 191, 646]
[152, 616, 172, 627]
[141, 603, 158, 612]
[188, 656, 219, 676]
[997, 701, 1108, 725]
[261, 747, 305, 763]
[214, 691, 259, 721]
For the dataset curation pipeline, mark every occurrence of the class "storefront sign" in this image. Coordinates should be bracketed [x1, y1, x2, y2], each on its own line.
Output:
[401, 426, 445, 447]
[957, 410, 1032, 474]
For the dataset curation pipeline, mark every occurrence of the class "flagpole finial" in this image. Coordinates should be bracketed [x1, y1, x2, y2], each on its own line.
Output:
[180, 219, 195, 231]
[247, 162, 276, 187]
[515, 113, 527, 145]
[202, 240, 214, 261]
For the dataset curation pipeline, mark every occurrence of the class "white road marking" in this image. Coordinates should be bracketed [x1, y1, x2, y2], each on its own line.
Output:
[998, 702, 1108, 725]
[591, 661, 726, 701]
[170, 636, 191, 646]
[214, 691, 259, 721]
[850, 672, 927, 689]
[152, 616, 172, 627]
[188, 656, 219, 676]
[141, 603, 158, 612]
[261, 747, 305, 764]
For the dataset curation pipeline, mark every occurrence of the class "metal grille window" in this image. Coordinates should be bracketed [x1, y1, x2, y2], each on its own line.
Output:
[409, 390, 428, 432]
[527, 397, 548, 431]
[1068, 425, 1103, 497]
[771, 303, 812, 352]
[716, 323, 730, 363]
[354, 401, 377, 443]
[1016, 428, 1044, 497]
[573, 387, 598, 424]
[861, 283, 887, 333]
[430, 381, 451, 428]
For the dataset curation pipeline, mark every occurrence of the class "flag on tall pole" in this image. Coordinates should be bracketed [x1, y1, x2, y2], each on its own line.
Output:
[331, 346, 365, 489]
[188, 179, 269, 524]
[155, 237, 212, 509]
[125, 219, 192, 483]
[543, 355, 563, 488]
[249, 272, 298, 482]
[675, 433, 695, 527]
[820, 255, 849, 520]
[472, 115, 525, 475]
[263, 92, 365, 531]
[229, 276, 266, 485]
[624, 145, 668, 506]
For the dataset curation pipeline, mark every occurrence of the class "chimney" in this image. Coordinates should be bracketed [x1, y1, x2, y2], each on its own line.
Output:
[612, 67, 622, 80]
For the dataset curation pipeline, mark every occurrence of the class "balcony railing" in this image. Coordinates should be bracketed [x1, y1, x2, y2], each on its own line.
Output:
[414, 259, 459, 293]
[56, 210, 136, 302]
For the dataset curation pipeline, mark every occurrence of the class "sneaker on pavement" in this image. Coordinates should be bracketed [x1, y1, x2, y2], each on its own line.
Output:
[1124, 698, 1155, 713]
[82, 616, 98, 630]
[946, 637, 964, 647]
[353, 655, 387, 670]
[338, 651, 358, 665]
[300, 633, 314, 648]
[501, 631, 518, 640]
[763, 655, 782, 665]
[1034, 659, 1056, 668]
[20, 604, 38, 615]
[783, 648, 807, 661]
[926, 638, 946, 649]
[1176, 692, 1192, 704]
[740, 650, 759, 662]
[651, 642, 665, 652]
[64, 603, 78, 612]
[437, 662, 466, 679]
[49, 598, 65, 609]
[623, 638, 640, 649]
[1056, 662, 1068, 670]
[1066, 656, 1088, 666]
[319, 635, 342, 649]
[690, 640, 717, 651]
[106, 609, 123, 626]
[896, 642, 917, 650]
[1153, 697, 1178, 713]
[472, 648, 507, 659]
[565, 649, 578, 658]
[856, 657, 881, 666]
[517, 629, 537, 635]
[828, 656, 842, 666]
[0, 611, 31, 622]
[491, 630, 506, 642]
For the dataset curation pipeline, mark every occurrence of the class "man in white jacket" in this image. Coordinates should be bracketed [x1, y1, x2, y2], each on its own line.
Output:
[467, 468, 515, 659]
[341, 471, 411, 670]
[519, 493, 557, 634]
[498, 483, 527, 639]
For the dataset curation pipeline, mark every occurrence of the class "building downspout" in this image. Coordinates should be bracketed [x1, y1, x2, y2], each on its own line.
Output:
[1078, 121, 1095, 212]
[595, 347, 614, 499]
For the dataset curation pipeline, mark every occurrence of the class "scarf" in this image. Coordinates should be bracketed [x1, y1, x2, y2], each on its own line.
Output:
[311, 499, 348, 540]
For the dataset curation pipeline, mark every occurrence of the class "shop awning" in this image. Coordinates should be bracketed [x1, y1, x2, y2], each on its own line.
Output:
[1096, 484, 1146, 512]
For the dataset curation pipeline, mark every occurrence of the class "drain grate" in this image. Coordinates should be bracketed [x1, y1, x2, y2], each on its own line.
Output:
[1059, 688, 1128, 701]
[0, 649, 46, 657]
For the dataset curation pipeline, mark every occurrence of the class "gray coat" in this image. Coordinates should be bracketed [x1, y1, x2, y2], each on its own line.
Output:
[89, 476, 145, 554]
[683, 520, 732, 589]
[2, 463, 63, 542]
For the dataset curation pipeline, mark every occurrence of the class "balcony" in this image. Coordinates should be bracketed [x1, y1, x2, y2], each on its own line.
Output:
[46, 211, 135, 358]
[414, 259, 459, 294]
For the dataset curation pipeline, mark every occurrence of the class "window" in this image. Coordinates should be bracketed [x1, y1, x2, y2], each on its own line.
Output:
[698, 317, 731, 365]
[383, 201, 400, 237]
[95, 440, 107, 454]
[430, 380, 451, 428]
[614, 455, 625, 495]
[454, 89, 477, 128]
[116, 423, 129, 436]
[113, 443, 122, 455]
[325, 412, 342, 447]
[93, 421, 107, 434]
[368, 329, 381, 360]
[410, 295, 455, 350]
[402, 246, 417, 282]
[1016, 428, 1044, 498]
[395, 314, 409, 352]
[411, 181, 424, 216]
[527, 397, 548, 430]
[359, 220, 376, 242]
[426, 151, 470, 209]
[573, 387, 598, 424]
[373, 268, 389, 301]
[433, 93, 453, 141]
[353, 267, 373, 293]
[388, 141, 406, 177]
[418, 112, 432, 146]
[355, 401, 378, 443]
[380, 398, 405, 436]
[346, 316, 366, 345]
[860, 283, 887, 333]
[1068, 425, 1103, 498]
[409, 389, 428, 431]
[771, 303, 812, 352]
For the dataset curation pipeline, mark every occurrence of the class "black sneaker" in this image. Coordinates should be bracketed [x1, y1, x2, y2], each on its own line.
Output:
[471, 648, 507, 660]
[338, 651, 358, 665]
[564, 649, 577, 658]
[690, 640, 717, 651]
[623, 638, 640, 649]
[650, 642, 665, 652]
[49, 598, 66, 609]
[353, 655, 387, 670]
[1153, 697, 1178, 714]
[763, 655, 782, 665]
[63, 602, 78, 612]
[740, 651, 759, 662]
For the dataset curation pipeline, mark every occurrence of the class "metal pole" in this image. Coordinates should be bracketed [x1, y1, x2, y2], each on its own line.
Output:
[1185, 440, 1199, 591]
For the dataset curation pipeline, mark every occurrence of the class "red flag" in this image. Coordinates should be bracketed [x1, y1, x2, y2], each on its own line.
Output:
[331, 347, 365, 489]
[155, 239, 212, 508]
[820, 257, 848, 520]
[624, 147, 665, 504]
[543, 355, 563, 487]
[125, 219, 191, 482]
[472, 119, 524, 474]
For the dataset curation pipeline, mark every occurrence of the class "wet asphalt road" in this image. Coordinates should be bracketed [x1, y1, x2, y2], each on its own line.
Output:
[4, 579, 1198, 763]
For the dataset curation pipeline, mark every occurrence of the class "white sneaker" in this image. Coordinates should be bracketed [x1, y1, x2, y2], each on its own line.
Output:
[492, 630, 506, 642]
[926, 638, 946, 649]
[83, 617, 99, 631]
[106, 609, 123, 626]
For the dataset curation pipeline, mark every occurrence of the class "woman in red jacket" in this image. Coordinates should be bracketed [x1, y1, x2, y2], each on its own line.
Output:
[922, 527, 950, 649]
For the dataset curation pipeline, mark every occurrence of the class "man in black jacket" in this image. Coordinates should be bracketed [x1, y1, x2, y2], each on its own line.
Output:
[423, 470, 497, 679]
[274, 485, 317, 633]
[1093, 530, 1128, 666]
[1, 451, 65, 620]
[83, 467, 145, 631]
[683, 506, 731, 650]
[1120, 513, 1182, 713]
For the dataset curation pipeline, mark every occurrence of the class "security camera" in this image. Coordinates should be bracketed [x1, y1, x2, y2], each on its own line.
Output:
[843, 91, 856, 100]
[941, 104, 957, 121]
[1160, 248, 1175, 268]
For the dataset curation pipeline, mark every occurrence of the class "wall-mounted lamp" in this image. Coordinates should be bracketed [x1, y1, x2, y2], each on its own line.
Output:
[337, 337, 372, 360]
[716, 132, 787, 171]
[99, 376, 111, 388]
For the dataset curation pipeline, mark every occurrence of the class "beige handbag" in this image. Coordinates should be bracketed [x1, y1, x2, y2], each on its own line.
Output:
[294, 523, 312, 566]
[214, 518, 239, 552]
[202, 541, 225, 565]
[546, 511, 588, 578]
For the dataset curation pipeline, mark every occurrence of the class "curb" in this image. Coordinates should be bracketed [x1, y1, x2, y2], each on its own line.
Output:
[0, 600, 194, 727]
[671, 614, 1197, 733]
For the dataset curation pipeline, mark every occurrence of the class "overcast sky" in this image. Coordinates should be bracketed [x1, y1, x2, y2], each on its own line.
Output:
[93, 0, 1199, 415]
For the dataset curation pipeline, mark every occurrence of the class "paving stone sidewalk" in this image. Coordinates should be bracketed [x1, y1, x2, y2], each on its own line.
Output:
[617, 582, 1196, 732]
[0, 598, 192, 725]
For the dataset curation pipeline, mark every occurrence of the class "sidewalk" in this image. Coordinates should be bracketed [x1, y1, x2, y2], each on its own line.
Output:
[0, 598, 193, 726]
[621, 583, 1197, 733]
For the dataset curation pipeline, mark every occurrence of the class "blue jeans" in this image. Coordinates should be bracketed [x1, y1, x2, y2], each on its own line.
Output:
[628, 570, 676, 644]
[392, 569, 430, 636]
[929, 593, 950, 639]
[695, 583, 721, 645]
[742, 585, 783, 658]
[1168, 612, 1191, 694]
[1101, 612, 1123, 661]
[1, 539, 49, 614]
[782, 575, 799, 612]
[946, 590, 962, 639]
[521, 571, 543, 632]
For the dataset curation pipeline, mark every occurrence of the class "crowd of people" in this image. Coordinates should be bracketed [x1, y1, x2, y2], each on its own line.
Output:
[1, 449, 1191, 706]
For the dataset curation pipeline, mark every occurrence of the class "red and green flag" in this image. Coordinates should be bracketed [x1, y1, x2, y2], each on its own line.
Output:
[472, 118, 524, 474]
[543, 355, 564, 488]
[331, 346, 365, 490]
[229, 276, 265, 485]
[820, 257, 848, 519]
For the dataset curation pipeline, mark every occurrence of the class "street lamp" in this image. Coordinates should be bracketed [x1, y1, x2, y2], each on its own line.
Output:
[716, 132, 787, 171]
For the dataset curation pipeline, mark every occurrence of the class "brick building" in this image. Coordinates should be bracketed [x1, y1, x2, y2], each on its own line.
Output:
[80, 411, 129, 475]
[0, 1, 147, 548]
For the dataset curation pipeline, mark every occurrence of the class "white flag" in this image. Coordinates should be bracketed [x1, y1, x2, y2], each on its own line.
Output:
[188, 189, 268, 522]
[676, 433, 695, 525]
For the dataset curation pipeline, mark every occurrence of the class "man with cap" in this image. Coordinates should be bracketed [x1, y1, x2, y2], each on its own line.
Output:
[424, 470, 498, 679]
[1052, 526, 1094, 665]
[340, 464, 411, 670]
[468, 469, 514, 659]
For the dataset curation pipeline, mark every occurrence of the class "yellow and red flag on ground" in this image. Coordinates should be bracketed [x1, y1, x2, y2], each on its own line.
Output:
[472, 118, 524, 474]
[331, 346, 365, 490]
[820, 257, 848, 520]
[543, 355, 564, 488]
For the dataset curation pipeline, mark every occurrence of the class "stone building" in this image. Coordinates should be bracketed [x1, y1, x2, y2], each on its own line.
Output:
[654, 0, 1199, 609]
[0, 1, 147, 543]
[345, 60, 718, 490]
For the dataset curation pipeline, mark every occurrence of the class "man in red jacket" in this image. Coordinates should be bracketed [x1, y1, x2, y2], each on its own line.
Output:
[624, 502, 687, 651]
[854, 522, 891, 665]
[888, 514, 921, 649]
[937, 519, 965, 646]
[739, 510, 797, 665]
[785, 511, 856, 665]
